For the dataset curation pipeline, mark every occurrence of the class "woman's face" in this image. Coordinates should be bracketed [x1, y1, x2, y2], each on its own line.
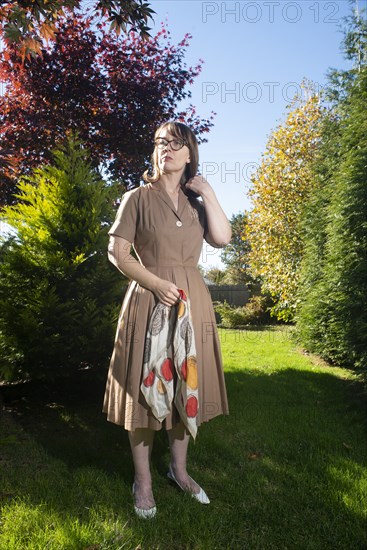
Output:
[155, 128, 190, 177]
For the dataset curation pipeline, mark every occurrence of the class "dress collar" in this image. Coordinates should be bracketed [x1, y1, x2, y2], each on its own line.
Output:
[152, 180, 189, 219]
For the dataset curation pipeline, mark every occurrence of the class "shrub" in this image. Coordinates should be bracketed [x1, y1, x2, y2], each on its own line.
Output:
[214, 295, 276, 328]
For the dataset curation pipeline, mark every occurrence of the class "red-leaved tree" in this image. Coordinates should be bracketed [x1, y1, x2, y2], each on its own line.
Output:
[0, 15, 214, 205]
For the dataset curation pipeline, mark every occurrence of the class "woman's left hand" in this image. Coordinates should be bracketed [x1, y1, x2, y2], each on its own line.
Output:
[185, 175, 213, 198]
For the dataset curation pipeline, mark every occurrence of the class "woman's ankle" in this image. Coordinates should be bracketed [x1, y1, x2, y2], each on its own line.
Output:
[133, 474, 152, 488]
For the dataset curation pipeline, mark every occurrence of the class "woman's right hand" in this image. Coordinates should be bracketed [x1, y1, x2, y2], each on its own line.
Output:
[153, 279, 180, 306]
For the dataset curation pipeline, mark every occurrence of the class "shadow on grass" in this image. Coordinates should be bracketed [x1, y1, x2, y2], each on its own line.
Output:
[1, 364, 366, 549]
[1, 368, 134, 481]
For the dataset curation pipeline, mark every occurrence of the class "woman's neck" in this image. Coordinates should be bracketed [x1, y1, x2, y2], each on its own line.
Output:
[158, 172, 182, 194]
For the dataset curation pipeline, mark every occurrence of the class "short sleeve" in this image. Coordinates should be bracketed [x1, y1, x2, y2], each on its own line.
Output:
[108, 188, 140, 243]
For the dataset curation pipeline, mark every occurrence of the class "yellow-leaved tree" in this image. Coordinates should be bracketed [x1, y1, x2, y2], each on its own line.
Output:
[244, 85, 324, 321]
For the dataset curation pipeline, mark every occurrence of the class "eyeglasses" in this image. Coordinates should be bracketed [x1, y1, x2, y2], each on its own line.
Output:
[154, 137, 187, 151]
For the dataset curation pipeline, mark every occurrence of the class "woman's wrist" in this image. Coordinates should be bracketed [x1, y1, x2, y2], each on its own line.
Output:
[199, 183, 215, 200]
[148, 274, 162, 294]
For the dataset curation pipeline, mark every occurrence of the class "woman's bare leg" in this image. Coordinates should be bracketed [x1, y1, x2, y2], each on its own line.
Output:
[167, 422, 201, 493]
[129, 428, 156, 509]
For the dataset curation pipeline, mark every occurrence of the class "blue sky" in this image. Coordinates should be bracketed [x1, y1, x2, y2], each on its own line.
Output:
[147, 0, 355, 267]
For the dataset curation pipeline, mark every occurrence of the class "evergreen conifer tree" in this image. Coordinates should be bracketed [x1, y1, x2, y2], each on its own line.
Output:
[296, 67, 367, 369]
[0, 137, 123, 381]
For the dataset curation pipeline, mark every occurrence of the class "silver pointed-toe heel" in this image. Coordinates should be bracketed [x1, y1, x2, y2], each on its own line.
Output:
[132, 482, 157, 519]
[167, 466, 210, 504]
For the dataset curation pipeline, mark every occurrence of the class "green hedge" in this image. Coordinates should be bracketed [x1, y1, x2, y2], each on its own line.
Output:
[295, 67, 367, 371]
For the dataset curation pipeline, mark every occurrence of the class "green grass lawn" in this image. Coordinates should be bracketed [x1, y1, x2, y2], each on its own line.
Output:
[0, 326, 366, 549]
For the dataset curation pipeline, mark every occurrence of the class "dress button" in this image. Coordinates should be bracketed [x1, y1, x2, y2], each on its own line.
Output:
[176, 221, 183, 227]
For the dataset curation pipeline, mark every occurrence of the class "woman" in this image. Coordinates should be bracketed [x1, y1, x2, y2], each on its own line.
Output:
[103, 121, 231, 518]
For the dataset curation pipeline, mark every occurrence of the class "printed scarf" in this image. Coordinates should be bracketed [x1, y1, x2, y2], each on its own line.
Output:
[141, 289, 199, 439]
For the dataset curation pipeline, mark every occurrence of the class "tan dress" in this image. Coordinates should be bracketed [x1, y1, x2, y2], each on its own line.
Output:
[103, 180, 229, 431]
